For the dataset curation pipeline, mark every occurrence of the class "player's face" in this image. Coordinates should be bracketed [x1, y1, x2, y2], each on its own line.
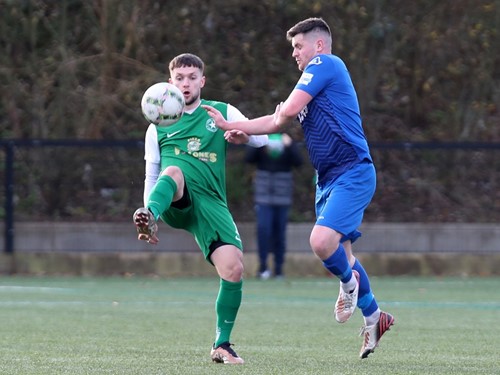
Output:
[291, 33, 318, 71]
[169, 66, 206, 109]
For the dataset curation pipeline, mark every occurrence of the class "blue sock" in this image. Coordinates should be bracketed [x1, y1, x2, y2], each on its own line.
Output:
[352, 258, 379, 317]
[322, 244, 352, 283]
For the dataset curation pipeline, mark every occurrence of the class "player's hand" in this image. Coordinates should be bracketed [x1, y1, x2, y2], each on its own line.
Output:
[224, 129, 250, 145]
[282, 133, 292, 146]
[202, 105, 229, 130]
[273, 102, 283, 126]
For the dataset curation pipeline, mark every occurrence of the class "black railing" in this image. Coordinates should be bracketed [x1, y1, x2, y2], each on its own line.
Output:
[2, 139, 499, 253]
[1, 139, 144, 254]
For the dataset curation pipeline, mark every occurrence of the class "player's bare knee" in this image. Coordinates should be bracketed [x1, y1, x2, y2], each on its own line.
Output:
[310, 234, 340, 260]
[310, 239, 332, 259]
[212, 246, 244, 281]
[232, 262, 244, 281]
[220, 261, 243, 282]
[162, 165, 182, 179]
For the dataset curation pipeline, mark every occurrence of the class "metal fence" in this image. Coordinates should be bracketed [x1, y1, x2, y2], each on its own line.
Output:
[1, 139, 499, 253]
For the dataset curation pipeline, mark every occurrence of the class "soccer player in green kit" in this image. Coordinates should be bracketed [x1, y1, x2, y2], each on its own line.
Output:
[133, 53, 268, 364]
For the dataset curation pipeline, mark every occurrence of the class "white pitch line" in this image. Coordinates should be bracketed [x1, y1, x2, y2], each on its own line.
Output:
[0, 286, 73, 293]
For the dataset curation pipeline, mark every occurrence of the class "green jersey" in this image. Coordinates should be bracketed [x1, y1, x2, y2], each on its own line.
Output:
[151, 100, 243, 256]
[155, 99, 229, 204]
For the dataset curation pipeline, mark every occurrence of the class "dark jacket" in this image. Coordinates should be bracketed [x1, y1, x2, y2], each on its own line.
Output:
[246, 134, 303, 206]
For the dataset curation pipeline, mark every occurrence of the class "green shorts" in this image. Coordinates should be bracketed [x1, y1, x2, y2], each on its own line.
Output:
[160, 180, 243, 262]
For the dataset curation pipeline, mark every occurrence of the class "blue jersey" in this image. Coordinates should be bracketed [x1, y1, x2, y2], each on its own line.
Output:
[295, 54, 372, 187]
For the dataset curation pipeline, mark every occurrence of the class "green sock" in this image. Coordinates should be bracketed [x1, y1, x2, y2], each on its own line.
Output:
[214, 278, 242, 347]
[147, 175, 177, 220]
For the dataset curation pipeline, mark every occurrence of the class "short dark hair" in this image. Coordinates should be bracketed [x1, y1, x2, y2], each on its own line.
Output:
[169, 53, 204, 73]
[286, 17, 331, 41]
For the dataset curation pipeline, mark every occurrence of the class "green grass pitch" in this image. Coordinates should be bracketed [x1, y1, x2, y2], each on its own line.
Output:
[0, 276, 498, 374]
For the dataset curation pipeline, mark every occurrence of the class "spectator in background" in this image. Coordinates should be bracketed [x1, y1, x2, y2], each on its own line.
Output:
[246, 133, 303, 279]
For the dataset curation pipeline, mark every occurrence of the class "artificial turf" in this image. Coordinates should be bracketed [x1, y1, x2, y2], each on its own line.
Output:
[0, 276, 498, 374]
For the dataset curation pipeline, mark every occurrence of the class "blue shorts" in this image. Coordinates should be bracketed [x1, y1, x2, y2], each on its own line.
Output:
[315, 162, 376, 243]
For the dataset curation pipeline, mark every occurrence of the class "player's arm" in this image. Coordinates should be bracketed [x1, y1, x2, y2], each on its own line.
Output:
[276, 89, 312, 125]
[143, 125, 161, 206]
[203, 106, 276, 135]
[224, 104, 268, 147]
[202, 88, 312, 134]
[144, 161, 160, 206]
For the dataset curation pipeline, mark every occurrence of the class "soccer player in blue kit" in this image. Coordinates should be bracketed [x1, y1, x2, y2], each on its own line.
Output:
[203, 17, 394, 359]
